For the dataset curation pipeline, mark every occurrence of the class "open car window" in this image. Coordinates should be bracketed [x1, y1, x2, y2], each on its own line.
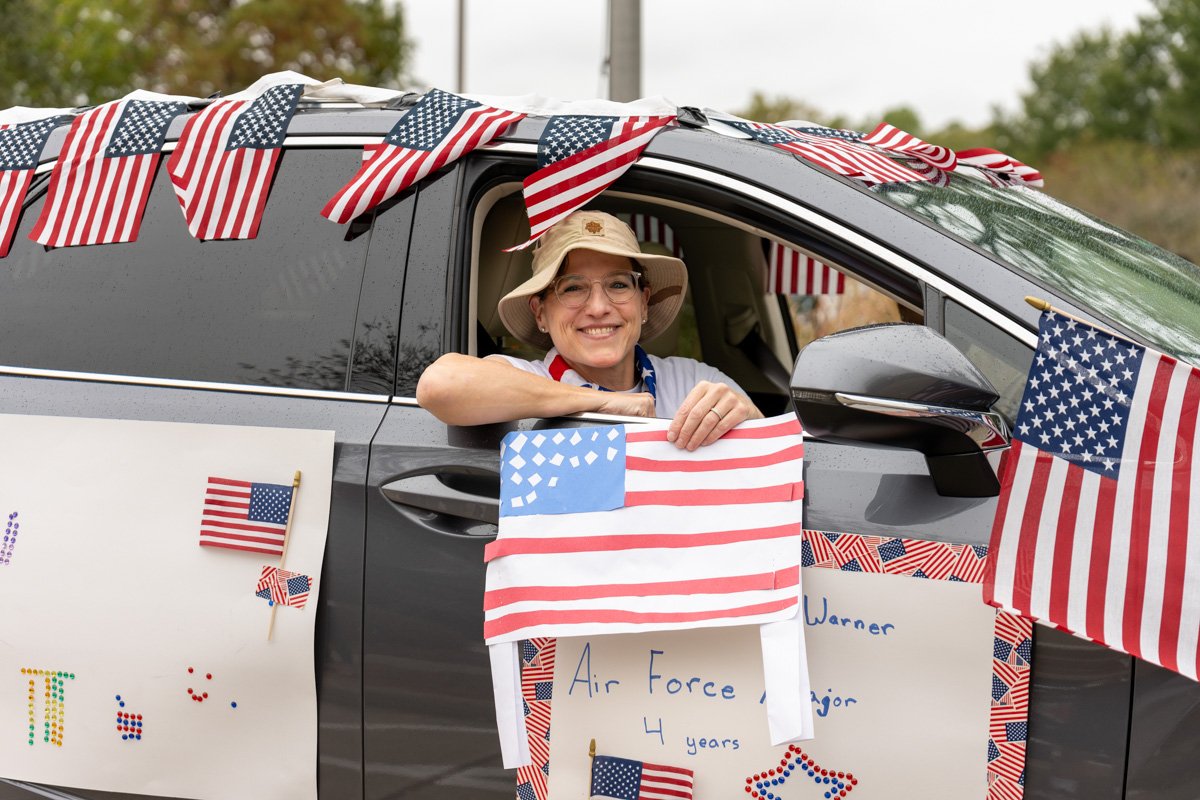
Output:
[469, 180, 923, 417]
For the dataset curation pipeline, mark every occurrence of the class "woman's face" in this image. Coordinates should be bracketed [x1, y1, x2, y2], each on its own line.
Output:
[530, 249, 650, 378]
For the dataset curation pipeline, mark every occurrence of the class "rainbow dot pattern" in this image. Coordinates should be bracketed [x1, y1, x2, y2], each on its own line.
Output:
[21, 668, 74, 747]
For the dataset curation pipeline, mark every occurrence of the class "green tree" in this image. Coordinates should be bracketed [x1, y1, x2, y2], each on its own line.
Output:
[0, 0, 409, 108]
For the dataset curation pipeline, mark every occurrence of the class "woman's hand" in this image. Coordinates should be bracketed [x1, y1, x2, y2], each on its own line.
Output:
[594, 392, 656, 418]
[667, 381, 763, 450]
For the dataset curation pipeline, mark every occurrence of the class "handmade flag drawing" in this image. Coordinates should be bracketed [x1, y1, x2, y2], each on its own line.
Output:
[255, 565, 312, 608]
[768, 242, 844, 295]
[199, 476, 294, 556]
[721, 120, 926, 186]
[957, 147, 1044, 188]
[322, 89, 524, 224]
[484, 415, 805, 641]
[509, 113, 675, 249]
[0, 113, 64, 257]
[30, 93, 187, 248]
[589, 754, 694, 800]
[625, 213, 684, 259]
[167, 77, 304, 240]
[486, 414, 812, 768]
[986, 309, 1200, 681]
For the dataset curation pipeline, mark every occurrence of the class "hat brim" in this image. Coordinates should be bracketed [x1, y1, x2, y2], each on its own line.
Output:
[497, 242, 688, 351]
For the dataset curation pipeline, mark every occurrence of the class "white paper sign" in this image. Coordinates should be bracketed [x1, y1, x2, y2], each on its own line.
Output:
[548, 567, 999, 798]
[0, 414, 333, 800]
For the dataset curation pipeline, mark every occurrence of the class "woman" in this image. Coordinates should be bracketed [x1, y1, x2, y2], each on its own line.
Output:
[417, 211, 761, 450]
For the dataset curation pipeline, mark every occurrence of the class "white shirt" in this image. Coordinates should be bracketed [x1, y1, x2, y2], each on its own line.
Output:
[489, 348, 745, 418]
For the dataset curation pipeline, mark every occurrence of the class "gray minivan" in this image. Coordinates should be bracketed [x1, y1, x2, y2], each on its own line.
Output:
[1, 97, 1198, 800]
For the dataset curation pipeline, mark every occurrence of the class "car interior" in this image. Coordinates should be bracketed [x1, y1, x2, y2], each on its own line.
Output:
[469, 185, 922, 416]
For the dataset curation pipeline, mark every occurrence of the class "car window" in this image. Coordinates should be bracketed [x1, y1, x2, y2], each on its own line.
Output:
[874, 178, 1200, 363]
[0, 148, 372, 391]
[783, 272, 912, 350]
[943, 299, 1034, 423]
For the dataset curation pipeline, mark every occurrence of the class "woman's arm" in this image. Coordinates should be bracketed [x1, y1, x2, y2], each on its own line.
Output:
[416, 353, 656, 425]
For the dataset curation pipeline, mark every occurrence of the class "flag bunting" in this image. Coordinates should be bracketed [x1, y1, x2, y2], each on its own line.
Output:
[322, 88, 525, 224]
[506, 113, 676, 250]
[167, 80, 303, 240]
[31, 95, 186, 248]
[0, 115, 64, 257]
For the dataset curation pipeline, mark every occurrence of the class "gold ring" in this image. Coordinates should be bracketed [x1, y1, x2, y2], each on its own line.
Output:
[708, 407, 725, 420]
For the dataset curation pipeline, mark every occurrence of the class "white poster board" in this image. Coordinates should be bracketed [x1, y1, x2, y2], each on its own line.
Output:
[540, 533, 1032, 800]
[0, 414, 334, 800]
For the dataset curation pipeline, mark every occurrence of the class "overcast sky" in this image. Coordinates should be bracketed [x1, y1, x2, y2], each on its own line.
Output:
[400, 0, 1155, 129]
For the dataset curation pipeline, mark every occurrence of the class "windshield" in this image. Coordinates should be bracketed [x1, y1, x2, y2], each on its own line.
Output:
[874, 176, 1200, 362]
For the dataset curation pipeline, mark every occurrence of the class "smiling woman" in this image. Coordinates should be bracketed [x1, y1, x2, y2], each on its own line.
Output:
[416, 211, 763, 449]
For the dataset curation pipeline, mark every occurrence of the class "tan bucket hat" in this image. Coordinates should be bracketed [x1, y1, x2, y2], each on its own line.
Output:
[497, 211, 688, 351]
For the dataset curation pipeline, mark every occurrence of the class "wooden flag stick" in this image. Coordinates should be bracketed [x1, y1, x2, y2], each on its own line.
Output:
[587, 738, 596, 798]
[267, 470, 302, 642]
[1025, 296, 1120, 337]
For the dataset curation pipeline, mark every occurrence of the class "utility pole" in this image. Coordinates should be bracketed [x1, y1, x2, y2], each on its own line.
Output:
[607, 0, 641, 101]
[456, 0, 467, 93]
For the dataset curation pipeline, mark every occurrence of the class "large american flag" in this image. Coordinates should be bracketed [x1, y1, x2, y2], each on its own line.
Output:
[167, 81, 302, 240]
[30, 96, 185, 248]
[322, 89, 524, 224]
[957, 147, 1044, 188]
[0, 115, 63, 257]
[768, 242, 844, 295]
[862, 122, 958, 171]
[483, 414, 804, 644]
[589, 754, 694, 800]
[508, 113, 675, 249]
[723, 120, 926, 186]
[199, 476, 294, 556]
[986, 309, 1200, 680]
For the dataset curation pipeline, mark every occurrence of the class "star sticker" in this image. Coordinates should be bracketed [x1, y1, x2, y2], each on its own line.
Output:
[744, 744, 857, 800]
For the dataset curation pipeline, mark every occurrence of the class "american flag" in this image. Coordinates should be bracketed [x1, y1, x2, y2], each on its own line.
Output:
[723, 120, 926, 186]
[483, 414, 804, 644]
[862, 122, 957, 171]
[589, 754, 694, 800]
[986, 309, 1200, 680]
[29, 96, 185, 248]
[625, 213, 684, 259]
[768, 242, 844, 295]
[254, 565, 312, 608]
[0, 115, 63, 257]
[199, 476, 294, 556]
[957, 147, 1044, 188]
[508, 113, 675, 249]
[167, 81, 302, 240]
[322, 89, 524, 224]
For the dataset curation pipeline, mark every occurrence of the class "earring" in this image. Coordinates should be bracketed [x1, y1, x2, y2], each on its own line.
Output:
[539, 327, 547, 332]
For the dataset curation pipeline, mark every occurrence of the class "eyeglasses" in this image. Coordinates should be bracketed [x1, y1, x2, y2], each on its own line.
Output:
[549, 271, 643, 309]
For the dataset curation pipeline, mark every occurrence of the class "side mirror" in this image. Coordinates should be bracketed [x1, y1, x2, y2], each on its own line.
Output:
[790, 323, 1009, 497]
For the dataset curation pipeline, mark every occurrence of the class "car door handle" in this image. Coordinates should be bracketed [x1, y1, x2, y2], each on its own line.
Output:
[381, 468, 500, 529]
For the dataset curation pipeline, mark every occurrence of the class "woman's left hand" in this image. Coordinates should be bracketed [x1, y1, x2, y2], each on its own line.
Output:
[667, 381, 763, 450]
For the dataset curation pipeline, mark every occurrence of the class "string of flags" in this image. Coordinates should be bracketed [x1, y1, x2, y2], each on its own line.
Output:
[0, 73, 1044, 260]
